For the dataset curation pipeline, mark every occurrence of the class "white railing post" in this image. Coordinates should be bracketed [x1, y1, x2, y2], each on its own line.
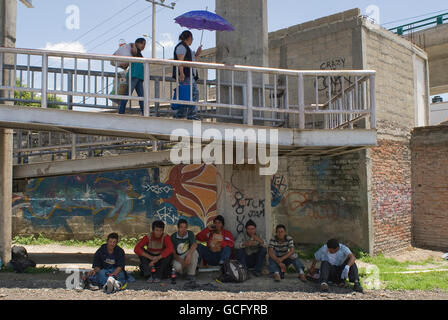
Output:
[369, 75, 376, 129]
[144, 62, 150, 117]
[0, 52, 3, 88]
[41, 53, 48, 108]
[246, 70, 253, 125]
[298, 73, 305, 129]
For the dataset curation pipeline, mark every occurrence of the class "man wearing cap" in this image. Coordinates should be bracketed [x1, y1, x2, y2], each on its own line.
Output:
[195, 215, 234, 267]
[306, 239, 363, 293]
[234, 219, 267, 277]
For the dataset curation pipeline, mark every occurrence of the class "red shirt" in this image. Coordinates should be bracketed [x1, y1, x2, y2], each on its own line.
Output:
[134, 233, 174, 258]
[195, 227, 234, 249]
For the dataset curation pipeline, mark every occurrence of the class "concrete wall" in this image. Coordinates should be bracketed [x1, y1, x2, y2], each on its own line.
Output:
[217, 164, 272, 243]
[411, 125, 448, 250]
[0, 0, 16, 264]
[271, 152, 370, 251]
[408, 23, 448, 95]
[430, 102, 448, 125]
[12, 164, 218, 240]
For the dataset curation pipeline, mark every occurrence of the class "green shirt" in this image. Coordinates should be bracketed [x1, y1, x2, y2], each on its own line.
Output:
[171, 230, 196, 255]
[127, 62, 144, 80]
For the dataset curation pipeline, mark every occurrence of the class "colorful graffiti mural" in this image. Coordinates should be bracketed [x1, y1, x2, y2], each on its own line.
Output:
[13, 165, 218, 237]
[164, 164, 217, 228]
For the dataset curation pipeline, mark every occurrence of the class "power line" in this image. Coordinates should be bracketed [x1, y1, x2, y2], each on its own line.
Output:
[83, 6, 153, 48]
[73, 0, 141, 42]
[382, 8, 448, 26]
[88, 0, 180, 53]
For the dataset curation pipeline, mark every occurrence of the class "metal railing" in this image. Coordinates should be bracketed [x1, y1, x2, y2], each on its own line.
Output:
[0, 47, 376, 131]
[13, 129, 160, 164]
[389, 12, 448, 35]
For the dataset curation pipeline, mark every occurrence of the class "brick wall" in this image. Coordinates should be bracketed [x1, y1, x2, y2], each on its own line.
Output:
[411, 126, 448, 250]
[370, 139, 412, 253]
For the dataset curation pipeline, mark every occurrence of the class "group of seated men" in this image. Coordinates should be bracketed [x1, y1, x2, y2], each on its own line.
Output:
[85, 214, 363, 293]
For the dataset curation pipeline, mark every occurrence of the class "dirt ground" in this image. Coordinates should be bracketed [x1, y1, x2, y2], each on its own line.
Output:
[1, 271, 448, 300]
[1, 245, 446, 300]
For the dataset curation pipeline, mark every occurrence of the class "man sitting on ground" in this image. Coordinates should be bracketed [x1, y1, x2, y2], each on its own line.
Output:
[234, 219, 267, 277]
[84, 232, 127, 292]
[134, 220, 174, 283]
[306, 239, 363, 293]
[268, 224, 306, 282]
[196, 215, 234, 268]
[171, 218, 199, 281]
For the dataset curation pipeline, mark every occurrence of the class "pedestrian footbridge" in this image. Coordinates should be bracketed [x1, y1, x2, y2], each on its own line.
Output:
[0, 47, 377, 178]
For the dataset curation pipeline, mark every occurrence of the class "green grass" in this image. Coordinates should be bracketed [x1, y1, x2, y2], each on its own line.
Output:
[13, 234, 140, 249]
[381, 271, 448, 291]
[359, 254, 441, 273]
[358, 254, 448, 291]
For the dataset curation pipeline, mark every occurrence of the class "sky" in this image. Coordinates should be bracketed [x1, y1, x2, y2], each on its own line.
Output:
[15, 0, 448, 98]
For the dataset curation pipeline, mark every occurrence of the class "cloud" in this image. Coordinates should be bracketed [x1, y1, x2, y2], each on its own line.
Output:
[42, 41, 86, 53]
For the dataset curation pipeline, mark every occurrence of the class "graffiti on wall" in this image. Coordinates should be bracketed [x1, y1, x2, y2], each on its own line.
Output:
[164, 164, 217, 228]
[226, 175, 266, 236]
[316, 57, 353, 94]
[282, 191, 355, 221]
[271, 174, 288, 207]
[13, 165, 217, 236]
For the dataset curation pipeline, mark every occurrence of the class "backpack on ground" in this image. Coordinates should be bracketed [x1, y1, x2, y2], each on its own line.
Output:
[217, 260, 248, 283]
[9, 245, 36, 273]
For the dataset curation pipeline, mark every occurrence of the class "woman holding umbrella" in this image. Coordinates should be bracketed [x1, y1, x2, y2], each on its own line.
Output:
[172, 30, 201, 120]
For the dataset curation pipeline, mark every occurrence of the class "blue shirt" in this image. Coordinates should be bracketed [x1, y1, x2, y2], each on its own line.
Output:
[314, 243, 352, 267]
[93, 244, 125, 270]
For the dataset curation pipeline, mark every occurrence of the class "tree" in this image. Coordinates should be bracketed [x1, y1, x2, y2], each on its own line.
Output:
[14, 80, 66, 109]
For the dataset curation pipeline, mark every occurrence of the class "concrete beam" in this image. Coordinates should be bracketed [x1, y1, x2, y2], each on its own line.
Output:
[13, 149, 215, 179]
[0, 105, 377, 149]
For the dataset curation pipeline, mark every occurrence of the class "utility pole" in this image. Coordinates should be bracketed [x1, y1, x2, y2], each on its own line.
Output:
[145, 0, 175, 58]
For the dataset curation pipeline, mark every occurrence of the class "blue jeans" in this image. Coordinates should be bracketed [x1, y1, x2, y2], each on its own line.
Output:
[235, 247, 267, 272]
[268, 256, 305, 274]
[89, 268, 127, 286]
[197, 244, 231, 266]
[174, 77, 199, 119]
[118, 78, 144, 115]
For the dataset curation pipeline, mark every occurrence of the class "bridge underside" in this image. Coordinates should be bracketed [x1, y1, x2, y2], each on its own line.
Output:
[1, 105, 377, 179]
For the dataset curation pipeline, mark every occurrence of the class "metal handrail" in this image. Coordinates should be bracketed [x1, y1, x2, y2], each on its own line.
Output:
[0, 46, 377, 131]
[389, 12, 448, 35]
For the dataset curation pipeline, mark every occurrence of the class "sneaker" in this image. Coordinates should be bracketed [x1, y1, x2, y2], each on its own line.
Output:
[152, 278, 161, 283]
[104, 276, 115, 294]
[84, 279, 99, 291]
[353, 282, 364, 293]
[187, 115, 200, 121]
[113, 280, 122, 292]
[274, 272, 281, 282]
[320, 282, 329, 292]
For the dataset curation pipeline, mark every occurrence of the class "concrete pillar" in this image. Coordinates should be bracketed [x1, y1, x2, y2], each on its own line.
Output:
[215, 0, 268, 121]
[217, 164, 272, 245]
[0, 0, 17, 264]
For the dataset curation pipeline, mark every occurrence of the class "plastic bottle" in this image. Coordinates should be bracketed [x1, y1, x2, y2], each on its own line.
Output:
[171, 266, 176, 284]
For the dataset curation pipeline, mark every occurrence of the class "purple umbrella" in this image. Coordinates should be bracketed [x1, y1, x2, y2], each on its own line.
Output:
[174, 10, 234, 45]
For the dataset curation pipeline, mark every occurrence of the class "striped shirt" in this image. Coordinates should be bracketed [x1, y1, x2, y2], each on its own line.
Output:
[269, 235, 295, 258]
